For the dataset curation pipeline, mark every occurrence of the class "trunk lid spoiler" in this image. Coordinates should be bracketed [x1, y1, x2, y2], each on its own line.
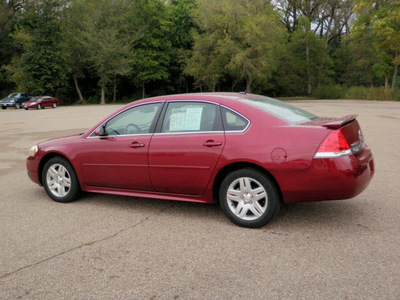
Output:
[321, 114, 358, 129]
[301, 115, 358, 129]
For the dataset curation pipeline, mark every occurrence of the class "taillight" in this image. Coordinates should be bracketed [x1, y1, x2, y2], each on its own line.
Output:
[314, 130, 352, 158]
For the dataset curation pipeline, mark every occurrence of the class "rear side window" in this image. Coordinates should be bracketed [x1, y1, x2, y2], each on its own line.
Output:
[221, 107, 249, 131]
[238, 96, 318, 124]
[161, 102, 219, 133]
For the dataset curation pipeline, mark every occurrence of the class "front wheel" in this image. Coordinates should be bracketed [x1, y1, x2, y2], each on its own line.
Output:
[42, 157, 81, 203]
[219, 168, 280, 228]
[37, 104, 42, 109]
[15, 103, 20, 109]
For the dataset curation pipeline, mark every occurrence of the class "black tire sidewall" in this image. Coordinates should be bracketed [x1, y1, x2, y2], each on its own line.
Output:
[42, 157, 80, 203]
[219, 168, 280, 228]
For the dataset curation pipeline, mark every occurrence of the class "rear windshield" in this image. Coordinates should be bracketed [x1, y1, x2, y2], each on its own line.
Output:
[238, 96, 318, 124]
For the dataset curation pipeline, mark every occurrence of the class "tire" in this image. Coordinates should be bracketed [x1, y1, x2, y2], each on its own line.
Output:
[25, 107, 28, 110]
[15, 103, 20, 109]
[37, 104, 42, 109]
[52, 103, 57, 108]
[219, 168, 280, 228]
[42, 157, 81, 203]
[1, 106, 5, 110]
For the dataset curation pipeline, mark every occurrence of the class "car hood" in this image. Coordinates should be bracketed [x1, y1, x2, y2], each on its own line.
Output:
[1, 97, 17, 101]
[39, 133, 84, 148]
[24, 100, 38, 105]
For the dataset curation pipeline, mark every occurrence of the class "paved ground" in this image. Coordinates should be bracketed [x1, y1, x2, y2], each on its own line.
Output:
[0, 100, 399, 299]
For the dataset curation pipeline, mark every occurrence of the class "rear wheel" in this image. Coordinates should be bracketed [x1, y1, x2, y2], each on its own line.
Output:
[52, 103, 57, 108]
[42, 157, 81, 203]
[219, 168, 280, 228]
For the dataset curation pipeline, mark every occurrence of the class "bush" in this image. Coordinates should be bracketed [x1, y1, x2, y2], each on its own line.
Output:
[313, 85, 346, 99]
[345, 86, 397, 100]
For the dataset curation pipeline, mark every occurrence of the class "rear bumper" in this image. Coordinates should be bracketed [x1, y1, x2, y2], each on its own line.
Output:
[280, 146, 374, 203]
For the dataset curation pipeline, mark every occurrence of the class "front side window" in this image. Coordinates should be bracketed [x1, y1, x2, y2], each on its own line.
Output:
[101, 103, 161, 136]
[161, 102, 219, 133]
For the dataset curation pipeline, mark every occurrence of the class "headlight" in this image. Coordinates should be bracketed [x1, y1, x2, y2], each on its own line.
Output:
[29, 145, 38, 157]
[10, 100, 15, 103]
[31, 102, 36, 105]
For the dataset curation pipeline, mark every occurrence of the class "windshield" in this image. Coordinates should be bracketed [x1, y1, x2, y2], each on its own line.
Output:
[239, 96, 318, 124]
[8, 93, 18, 98]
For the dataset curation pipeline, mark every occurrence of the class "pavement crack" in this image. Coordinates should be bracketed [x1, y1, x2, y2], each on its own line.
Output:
[0, 205, 172, 280]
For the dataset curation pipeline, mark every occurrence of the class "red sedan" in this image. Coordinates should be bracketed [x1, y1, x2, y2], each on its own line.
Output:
[23, 96, 59, 110]
[26, 93, 374, 228]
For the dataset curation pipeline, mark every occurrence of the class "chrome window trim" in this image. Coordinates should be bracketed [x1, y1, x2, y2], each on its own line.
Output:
[87, 133, 154, 139]
[86, 101, 164, 138]
[154, 131, 224, 136]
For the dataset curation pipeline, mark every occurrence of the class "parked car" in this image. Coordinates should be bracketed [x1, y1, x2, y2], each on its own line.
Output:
[26, 93, 374, 228]
[23, 96, 59, 110]
[1, 92, 30, 109]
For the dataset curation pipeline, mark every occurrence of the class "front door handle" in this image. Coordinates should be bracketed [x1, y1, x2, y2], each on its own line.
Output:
[130, 141, 145, 148]
[202, 140, 222, 147]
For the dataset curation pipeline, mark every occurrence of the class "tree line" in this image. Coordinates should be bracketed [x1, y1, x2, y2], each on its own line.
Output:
[0, 0, 399, 104]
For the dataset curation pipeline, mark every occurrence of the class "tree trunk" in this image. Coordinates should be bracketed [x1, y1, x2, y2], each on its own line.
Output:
[246, 78, 252, 94]
[101, 86, 105, 105]
[306, 41, 312, 95]
[385, 76, 389, 89]
[73, 75, 84, 102]
[392, 51, 399, 92]
[113, 74, 117, 102]
[142, 82, 145, 99]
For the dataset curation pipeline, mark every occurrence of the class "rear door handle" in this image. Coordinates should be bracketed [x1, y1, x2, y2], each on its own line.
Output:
[202, 140, 222, 147]
[130, 141, 145, 148]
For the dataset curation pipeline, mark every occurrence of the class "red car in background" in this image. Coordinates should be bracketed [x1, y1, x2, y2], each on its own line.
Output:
[24, 96, 59, 110]
[26, 93, 374, 228]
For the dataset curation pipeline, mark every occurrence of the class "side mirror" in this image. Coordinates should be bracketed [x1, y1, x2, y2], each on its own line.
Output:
[94, 125, 107, 136]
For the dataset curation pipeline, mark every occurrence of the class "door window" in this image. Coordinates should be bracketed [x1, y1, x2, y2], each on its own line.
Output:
[161, 102, 220, 133]
[100, 103, 162, 136]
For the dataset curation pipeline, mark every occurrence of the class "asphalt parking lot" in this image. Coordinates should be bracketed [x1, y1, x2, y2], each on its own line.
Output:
[0, 100, 399, 299]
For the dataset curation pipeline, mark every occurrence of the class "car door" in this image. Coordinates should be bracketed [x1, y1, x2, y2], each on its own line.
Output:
[79, 102, 163, 190]
[149, 101, 225, 195]
[41, 97, 49, 107]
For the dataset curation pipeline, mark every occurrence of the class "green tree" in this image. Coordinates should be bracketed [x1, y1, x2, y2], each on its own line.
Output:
[4, 0, 70, 95]
[354, 0, 400, 90]
[126, 0, 173, 98]
[187, 0, 285, 93]
[76, 0, 132, 104]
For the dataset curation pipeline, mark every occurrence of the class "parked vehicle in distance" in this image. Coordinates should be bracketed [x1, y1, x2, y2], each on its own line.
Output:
[26, 93, 374, 228]
[1, 93, 30, 109]
[23, 96, 59, 110]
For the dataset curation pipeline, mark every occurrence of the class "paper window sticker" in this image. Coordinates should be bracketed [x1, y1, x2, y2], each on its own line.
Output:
[184, 107, 203, 130]
[169, 108, 186, 131]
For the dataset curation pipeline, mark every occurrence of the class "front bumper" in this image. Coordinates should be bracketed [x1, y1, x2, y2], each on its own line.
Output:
[2, 102, 16, 108]
[27, 156, 41, 185]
